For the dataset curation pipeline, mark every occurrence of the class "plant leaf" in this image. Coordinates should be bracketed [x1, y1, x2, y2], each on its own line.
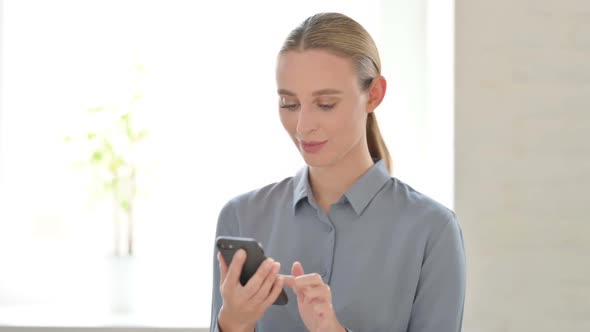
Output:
[120, 199, 130, 211]
[91, 150, 104, 163]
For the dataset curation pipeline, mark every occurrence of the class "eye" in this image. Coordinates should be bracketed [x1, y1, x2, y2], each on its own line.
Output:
[280, 104, 300, 111]
[279, 95, 299, 111]
[318, 103, 336, 111]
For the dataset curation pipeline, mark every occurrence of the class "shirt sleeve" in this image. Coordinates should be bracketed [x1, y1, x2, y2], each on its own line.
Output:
[210, 200, 240, 332]
[407, 214, 466, 332]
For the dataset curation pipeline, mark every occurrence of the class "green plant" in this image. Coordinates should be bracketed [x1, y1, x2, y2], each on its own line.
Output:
[65, 65, 149, 257]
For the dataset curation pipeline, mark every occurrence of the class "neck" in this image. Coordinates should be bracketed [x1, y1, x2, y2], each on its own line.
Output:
[308, 141, 374, 213]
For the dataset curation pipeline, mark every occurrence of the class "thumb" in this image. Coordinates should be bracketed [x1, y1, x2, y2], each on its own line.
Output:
[292, 261, 305, 277]
[282, 261, 304, 289]
[291, 261, 306, 303]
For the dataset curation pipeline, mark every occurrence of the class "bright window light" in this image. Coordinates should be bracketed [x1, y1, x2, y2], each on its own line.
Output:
[0, 0, 453, 328]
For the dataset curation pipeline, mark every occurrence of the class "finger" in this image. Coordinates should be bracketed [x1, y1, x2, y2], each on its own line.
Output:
[242, 258, 275, 298]
[262, 274, 286, 307]
[294, 273, 324, 289]
[251, 261, 280, 303]
[302, 284, 331, 304]
[218, 252, 228, 283]
[307, 297, 327, 305]
[282, 274, 295, 288]
[225, 249, 247, 288]
[290, 261, 306, 296]
[295, 287, 306, 306]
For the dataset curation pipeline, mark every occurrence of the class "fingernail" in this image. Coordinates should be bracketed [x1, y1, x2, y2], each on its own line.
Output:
[236, 249, 245, 259]
[263, 259, 273, 270]
[273, 262, 281, 272]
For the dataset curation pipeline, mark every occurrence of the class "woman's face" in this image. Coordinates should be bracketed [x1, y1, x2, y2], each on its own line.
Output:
[276, 49, 371, 168]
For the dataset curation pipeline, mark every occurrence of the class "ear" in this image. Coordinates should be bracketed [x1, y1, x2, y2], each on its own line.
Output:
[366, 75, 387, 113]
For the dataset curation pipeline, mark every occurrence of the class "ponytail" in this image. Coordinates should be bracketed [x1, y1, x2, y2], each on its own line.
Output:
[367, 112, 392, 174]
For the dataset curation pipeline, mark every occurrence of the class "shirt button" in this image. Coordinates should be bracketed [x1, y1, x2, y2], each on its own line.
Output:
[321, 270, 328, 277]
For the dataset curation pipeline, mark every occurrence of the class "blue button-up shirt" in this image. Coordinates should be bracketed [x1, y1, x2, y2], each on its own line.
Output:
[210, 159, 466, 331]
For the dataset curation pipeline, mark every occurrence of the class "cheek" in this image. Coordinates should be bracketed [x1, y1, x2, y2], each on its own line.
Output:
[331, 107, 366, 139]
[279, 111, 296, 136]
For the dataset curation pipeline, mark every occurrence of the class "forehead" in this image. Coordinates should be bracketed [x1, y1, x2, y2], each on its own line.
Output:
[276, 49, 359, 93]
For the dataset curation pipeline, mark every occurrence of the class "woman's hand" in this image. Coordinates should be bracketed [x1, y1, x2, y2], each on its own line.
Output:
[217, 249, 285, 332]
[284, 262, 346, 332]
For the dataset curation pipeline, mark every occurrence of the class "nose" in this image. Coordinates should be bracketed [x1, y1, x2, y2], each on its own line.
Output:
[296, 105, 318, 137]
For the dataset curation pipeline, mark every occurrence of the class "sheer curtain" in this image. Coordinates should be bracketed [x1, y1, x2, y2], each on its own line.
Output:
[0, 0, 452, 328]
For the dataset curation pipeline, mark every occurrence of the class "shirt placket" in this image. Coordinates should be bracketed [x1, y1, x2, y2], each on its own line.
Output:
[316, 208, 336, 284]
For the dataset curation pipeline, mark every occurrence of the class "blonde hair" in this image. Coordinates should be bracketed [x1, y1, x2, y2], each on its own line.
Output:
[279, 12, 392, 174]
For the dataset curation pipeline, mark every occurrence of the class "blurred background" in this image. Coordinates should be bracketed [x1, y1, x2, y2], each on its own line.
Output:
[0, 0, 587, 331]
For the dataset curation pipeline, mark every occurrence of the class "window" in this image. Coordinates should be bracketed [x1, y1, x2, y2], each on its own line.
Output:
[0, 0, 453, 328]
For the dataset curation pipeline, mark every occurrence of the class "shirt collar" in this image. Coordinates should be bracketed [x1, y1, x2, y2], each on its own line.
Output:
[292, 166, 311, 212]
[292, 159, 391, 216]
[343, 159, 391, 215]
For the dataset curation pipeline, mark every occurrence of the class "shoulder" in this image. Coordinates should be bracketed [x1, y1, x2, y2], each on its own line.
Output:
[386, 177, 464, 257]
[229, 176, 295, 210]
[217, 175, 295, 222]
[388, 177, 460, 237]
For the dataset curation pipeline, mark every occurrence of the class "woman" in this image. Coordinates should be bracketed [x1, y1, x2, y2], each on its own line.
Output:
[210, 12, 465, 332]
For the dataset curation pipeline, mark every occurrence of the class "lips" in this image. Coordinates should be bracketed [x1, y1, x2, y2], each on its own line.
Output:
[300, 140, 327, 153]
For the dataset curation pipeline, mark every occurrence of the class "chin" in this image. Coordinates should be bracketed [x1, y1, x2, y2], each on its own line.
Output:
[300, 151, 337, 168]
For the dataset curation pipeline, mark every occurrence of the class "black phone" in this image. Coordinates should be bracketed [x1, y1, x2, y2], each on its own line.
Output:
[216, 236, 288, 305]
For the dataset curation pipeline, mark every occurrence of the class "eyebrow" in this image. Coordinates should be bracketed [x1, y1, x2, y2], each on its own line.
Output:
[277, 89, 343, 97]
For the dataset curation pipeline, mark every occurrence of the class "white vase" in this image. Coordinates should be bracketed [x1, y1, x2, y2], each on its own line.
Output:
[108, 255, 135, 315]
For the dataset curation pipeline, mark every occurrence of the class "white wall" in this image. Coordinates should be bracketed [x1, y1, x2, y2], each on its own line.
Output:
[0, 0, 4, 186]
[456, 1, 590, 331]
[378, 0, 454, 208]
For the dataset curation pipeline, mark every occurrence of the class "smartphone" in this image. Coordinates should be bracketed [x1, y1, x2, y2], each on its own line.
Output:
[216, 236, 288, 305]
